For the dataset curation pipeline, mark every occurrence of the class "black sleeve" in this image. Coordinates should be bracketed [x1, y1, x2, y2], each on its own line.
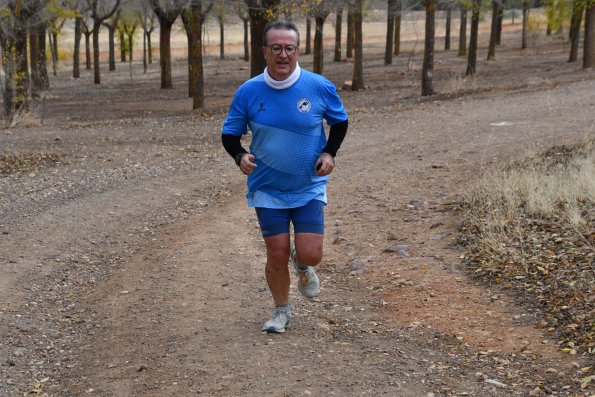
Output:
[323, 119, 348, 158]
[221, 134, 248, 166]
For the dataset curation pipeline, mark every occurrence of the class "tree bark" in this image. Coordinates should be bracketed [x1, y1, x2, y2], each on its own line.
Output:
[422, 0, 435, 96]
[346, 8, 354, 58]
[90, 0, 121, 84]
[29, 22, 42, 96]
[84, 32, 92, 70]
[445, 6, 452, 50]
[351, 0, 364, 90]
[568, 1, 584, 62]
[496, 3, 503, 44]
[187, 0, 207, 108]
[305, 18, 311, 54]
[1, 33, 16, 124]
[487, 0, 500, 60]
[385, 0, 396, 65]
[120, 30, 127, 62]
[15, 6, 30, 110]
[466, 0, 480, 75]
[584, 5, 594, 68]
[243, 18, 249, 61]
[313, 15, 327, 74]
[246, 0, 280, 77]
[158, 20, 174, 88]
[73, 17, 82, 78]
[522, 0, 529, 49]
[334, 7, 343, 62]
[459, 8, 468, 56]
[394, 1, 401, 56]
[218, 15, 225, 59]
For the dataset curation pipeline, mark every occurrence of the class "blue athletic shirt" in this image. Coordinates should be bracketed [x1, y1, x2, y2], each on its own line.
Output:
[222, 70, 348, 209]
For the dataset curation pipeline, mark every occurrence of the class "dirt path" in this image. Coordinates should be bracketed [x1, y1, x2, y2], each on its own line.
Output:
[1, 27, 594, 396]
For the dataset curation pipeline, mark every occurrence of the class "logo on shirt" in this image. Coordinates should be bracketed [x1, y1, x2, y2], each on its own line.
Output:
[297, 98, 311, 113]
[258, 102, 266, 112]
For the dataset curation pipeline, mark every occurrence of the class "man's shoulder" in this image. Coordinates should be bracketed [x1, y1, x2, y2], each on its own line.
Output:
[237, 74, 266, 92]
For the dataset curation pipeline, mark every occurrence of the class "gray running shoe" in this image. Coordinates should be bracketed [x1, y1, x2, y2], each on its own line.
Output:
[262, 306, 292, 333]
[291, 246, 320, 299]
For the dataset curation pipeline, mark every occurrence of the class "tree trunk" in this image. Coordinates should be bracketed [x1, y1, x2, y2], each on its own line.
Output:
[522, 0, 529, 49]
[188, 0, 206, 108]
[352, 0, 364, 90]
[394, 1, 401, 55]
[128, 33, 134, 61]
[347, 8, 354, 58]
[93, 22, 101, 84]
[305, 18, 311, 54]
[37, 22, 49, 90]
[73, 17, 81, 78]
[584, 5, 594, 68]
[219, 16, 224, 59]
[29, 23, 42, 96]
[385, 0, 396, 65]
[466, 0, 480, 75]
[313, 15, 326, 74]
[85, 32, 92, 70]
[15, 10, 29, 110]
[422, 0, 435, 96]
[120, 31, 127, 62]
[459, 8, 468, 56]
[158, 21, 174, 88]
[107, 25, 116, 70]
[568, 1, 584, 62]
[51, 31, 59, 76]
[147, 31, 153, 64]
[334, 7, 343, 62]
[246, 0, 279, 77]
[243, 18, 249, 61]
[1, 34, 16, 125]
[445, 6, 452, 50]
[487, 0, 499, 60]
[496, 4, 503, 44]
[143, 27, 147, 73]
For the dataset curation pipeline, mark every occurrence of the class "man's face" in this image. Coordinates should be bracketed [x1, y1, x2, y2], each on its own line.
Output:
[263, 28, 299, 81]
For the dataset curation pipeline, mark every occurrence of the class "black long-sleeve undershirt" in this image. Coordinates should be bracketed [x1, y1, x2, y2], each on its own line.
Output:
[221, 118, 349, 165]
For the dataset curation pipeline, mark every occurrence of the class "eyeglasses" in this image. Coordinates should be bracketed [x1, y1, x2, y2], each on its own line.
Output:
[266, 44, 298, 55]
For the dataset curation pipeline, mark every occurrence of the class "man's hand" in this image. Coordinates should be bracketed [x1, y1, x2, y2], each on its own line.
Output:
[315, 152, 335, 176]
[239, 153, 257, 176]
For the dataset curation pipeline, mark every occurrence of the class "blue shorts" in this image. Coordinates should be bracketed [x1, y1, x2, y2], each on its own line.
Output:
[255, 199, 325, 238]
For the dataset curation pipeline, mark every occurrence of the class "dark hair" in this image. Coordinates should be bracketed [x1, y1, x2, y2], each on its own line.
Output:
[263, 20, 300, 47]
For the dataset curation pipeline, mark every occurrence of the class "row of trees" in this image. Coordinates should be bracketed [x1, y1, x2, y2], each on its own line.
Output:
[0, 0, 593, 125]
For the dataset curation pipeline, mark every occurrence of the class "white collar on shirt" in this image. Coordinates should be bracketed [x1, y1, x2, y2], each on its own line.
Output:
[264, 63, 301, 90]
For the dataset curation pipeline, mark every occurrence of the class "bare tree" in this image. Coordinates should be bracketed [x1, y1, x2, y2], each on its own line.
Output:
[81, 15, 93, 70]
[422, 0, 436, 95]
[521, 0, 529, 49]
[585, 4, 594, 68]
[102, 10, 121, 71]
[245, 0, 280, 77]
[232, 1, 250, 61]
[150, 0, 184, 88]
[214, 0, 228, 59]
[445, 2, 452, 50]
[458, 6, 467, 56]
[334, 5, 343, 62]
[137, 0, 156, 71]
[308, 0, 332, 74]
[487, 0, 501, 60]
[351, 0, 363, 90]
[568, 0, 584, 62]
[304, 17, 311, 54]
[394, 0, 401, 55]
[385, 0, 397, 65]
[87, 0, 121, 84]
[181, 0, 212, 98]
[466, 0, 480, 75]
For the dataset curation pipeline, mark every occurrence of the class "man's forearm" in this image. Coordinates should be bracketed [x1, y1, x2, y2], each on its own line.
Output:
[323, 119, 348, 157]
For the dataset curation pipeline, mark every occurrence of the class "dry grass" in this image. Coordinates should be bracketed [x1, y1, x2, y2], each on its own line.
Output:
[457, 138, 594, 355]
